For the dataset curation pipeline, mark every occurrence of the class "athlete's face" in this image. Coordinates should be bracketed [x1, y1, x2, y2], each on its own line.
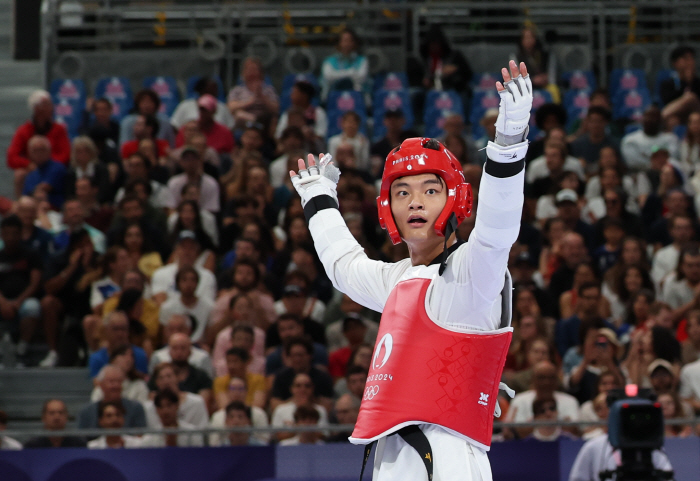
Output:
[390, 173, 447, 244]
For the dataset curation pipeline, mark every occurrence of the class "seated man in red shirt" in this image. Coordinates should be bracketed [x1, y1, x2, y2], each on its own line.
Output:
[176, 94, 234, 156]
[7, 90, 71, 199]
[120, 114, 170, 160]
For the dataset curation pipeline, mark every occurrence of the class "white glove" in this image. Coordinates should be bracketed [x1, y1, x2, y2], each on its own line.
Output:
[290, 154, 341, 208]
[495, 73, 533, 146]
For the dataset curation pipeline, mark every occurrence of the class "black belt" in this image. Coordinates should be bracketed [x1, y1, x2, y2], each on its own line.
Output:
[358, 425, 433, 481]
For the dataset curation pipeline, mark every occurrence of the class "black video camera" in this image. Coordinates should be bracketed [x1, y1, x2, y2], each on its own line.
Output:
[599, 387, 674, 481]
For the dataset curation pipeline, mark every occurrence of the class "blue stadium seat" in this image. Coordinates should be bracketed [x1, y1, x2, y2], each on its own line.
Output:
[372, 89, 414, 140]
[142, 76, 181, 117]
[470, 72, 500, 92]
[563, 89, 591, 130]
[608, 69, 648, 96]
[468, 90, 500, 126]
[185, 75, 226, 102]
[94, 76, 133, 121]
[624, 123, 642, 135]
[49, 79, 86, 139]
[424, 90, 464, 117]
[372, 72, 408, 92]
[612, 88, 651, 121]
[654, 69, 680, 106]
[49, 78, 86, 106]
[326, 90, 367, 138]
[53, 99, 83, 139]
[560, 70, 597, 91]
[282, 72, 319, 93]
[424, 110, 455, 138]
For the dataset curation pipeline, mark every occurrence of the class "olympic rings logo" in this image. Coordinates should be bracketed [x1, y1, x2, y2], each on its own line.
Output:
[363, 385, 380, 400]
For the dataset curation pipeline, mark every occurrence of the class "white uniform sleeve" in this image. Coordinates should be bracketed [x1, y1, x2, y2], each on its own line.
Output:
[428, 165, 524, 331]
[308, 208, 407, 312]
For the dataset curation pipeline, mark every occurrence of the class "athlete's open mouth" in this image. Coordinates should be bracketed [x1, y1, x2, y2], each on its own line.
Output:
[408, 215, 427, 224]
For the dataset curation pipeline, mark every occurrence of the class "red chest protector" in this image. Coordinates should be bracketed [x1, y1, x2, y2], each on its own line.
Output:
[349, 277, 512, 449]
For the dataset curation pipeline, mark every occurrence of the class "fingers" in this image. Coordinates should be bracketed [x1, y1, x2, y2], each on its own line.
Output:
[509, 60, 519, 81]
[501, 67, 511, 84]
[519, 62, 528, 78]
[307, 153, 316, 167]
[495, 81, 505, 92]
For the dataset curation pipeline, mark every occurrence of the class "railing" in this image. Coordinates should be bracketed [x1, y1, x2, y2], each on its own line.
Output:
[40, 1, 700, 91]
[4, 417, 699, 443]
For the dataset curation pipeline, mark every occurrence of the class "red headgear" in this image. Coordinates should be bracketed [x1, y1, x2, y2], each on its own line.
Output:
[377, 138, 473, 245]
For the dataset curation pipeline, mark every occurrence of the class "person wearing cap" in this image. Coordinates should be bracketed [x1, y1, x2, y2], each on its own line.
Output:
[555, 188, 597, 252]
[175, 94, 234, 155]
[150, 230, 217, 304]
[620, 105, 679, 172]
[648, 358, 679, 396]
[165, 147, 220, 213]
[290, 60, 531, 480]
[170, 77, 235, 130]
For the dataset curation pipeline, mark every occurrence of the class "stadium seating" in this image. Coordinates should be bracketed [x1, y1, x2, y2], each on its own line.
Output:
[560, 70, 597, 91]
[372, 72, 408, 93]
[279, 73, 320, 114]
[94, 76, 133, 121]
[423, 90, 464, 138]
[612, 88, 651, 121]
[142, 76, 181, 117]
[470, 72, 500, 92]
[325, 90, 367, 138]
[468, 89, 500, 139]
[49, 79, 86, 138]
[608, 68, 648, 97]
[372, 89, 414, 140]
[563, 88, 591, 131]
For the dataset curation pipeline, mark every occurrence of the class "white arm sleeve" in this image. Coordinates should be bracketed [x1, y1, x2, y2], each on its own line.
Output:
[427, 167, 524, 331]
[308, 208, 407, 312]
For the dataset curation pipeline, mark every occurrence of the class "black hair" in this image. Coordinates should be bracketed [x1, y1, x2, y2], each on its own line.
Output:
[283, 336, 314, 356]
[175, 265, 200, 286]
[577, 281, 601, 297]
[670, 45, 696, 64]
[225, 400, 252, 421]
[280, 125, 305, 142]
[225, 347, 251, 363]
[141, 114, 160, 137]
[0, 214, 22, 230]
[97, 400, 125, 418]
[154, 388, 179, 408]
[116, 288, 143, 313]
[651, 325, 681, 363]
[293, 81, 316, 100]
[535, 103, 567, 130]
[587, 105, 612, 122]
[133, 89, 161, 113]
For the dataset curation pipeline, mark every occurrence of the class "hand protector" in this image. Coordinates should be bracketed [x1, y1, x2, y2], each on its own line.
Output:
[495, 73, 533, 146]
[290, 154, 341, 208]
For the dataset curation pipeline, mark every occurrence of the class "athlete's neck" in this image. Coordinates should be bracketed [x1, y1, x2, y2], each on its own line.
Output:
[407, 233, 457, 267]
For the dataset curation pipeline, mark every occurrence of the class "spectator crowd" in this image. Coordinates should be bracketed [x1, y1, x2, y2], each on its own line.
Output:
[2, 27, 700, 450]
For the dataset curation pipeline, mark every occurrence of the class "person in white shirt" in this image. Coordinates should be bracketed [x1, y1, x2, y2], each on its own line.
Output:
[661, 245, 700, 324]
[679, 355, 700, 413]
[218, 401, 268, 446]
[506, 361, 579, 439]
[144, 362, 209, 429]
[271, 372, 329, 442]
[209, 377, 269, 446]
[0, 410, 21, 450]
[151, 231, 217, 304]
[87, 400, 143, 449]
[526, 138, 586, 184]
[150, 314, 214, 377]
[91, 345, 150, 403]
[275, 81, 328, 143]
[278, 404, 326, 446]
[569, 433, 672, 481]
[140, 389, 204, 447]
[158, 266, 214, 343]
[621, 105, 680, 173]
[650, 215, 694, 289]
[327, 111, 370, 172]
[170, 77, 234, 130]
